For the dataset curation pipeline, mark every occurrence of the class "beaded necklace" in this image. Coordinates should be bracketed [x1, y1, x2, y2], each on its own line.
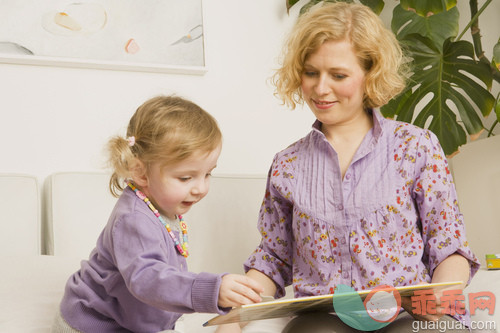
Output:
[127, 182, 189, 257]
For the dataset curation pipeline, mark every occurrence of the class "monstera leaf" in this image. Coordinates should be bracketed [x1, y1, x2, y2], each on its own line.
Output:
[299, 0, 347, 15]
[297, 0, 384, 16]
[286, 0, 301, 13]
[494, 91, 500, 131]
[494, 40, 500, 71]
[382, 34, 495, 155]
[359, 0, 384, 14]
[391, 4, 459, 50]
[399, 0, 457, 17]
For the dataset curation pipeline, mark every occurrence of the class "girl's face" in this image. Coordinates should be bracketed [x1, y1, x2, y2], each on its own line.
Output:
[139, 145, 221, 219]
[301, 39, 367, 128]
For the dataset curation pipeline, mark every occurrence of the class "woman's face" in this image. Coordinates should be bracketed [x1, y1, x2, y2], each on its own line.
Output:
[301, 39, 367, 127]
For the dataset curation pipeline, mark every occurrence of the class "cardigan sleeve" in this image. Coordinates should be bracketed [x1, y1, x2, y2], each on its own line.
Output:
[111, 210, 227, 314]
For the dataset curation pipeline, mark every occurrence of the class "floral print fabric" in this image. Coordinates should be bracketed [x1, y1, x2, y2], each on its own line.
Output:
[244, 109, 480, 325]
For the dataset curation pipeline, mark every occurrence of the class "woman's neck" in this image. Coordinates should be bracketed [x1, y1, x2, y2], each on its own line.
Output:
[321, 110, 373, 179]
[321, 109, 373, 147]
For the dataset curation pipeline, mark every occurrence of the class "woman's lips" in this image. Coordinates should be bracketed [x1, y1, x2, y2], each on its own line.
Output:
[313, 99, 336, 109]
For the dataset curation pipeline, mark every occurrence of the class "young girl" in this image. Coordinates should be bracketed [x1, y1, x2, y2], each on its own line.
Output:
[52, 95, 263, 333]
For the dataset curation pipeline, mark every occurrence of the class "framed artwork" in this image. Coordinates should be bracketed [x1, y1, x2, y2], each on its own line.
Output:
[0, 0, 206, 74]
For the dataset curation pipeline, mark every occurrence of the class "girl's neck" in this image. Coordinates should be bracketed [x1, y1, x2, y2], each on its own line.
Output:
[128, 181, 175, 219]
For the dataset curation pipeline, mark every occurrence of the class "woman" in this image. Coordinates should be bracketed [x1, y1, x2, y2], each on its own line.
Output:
[219, 2, 480, 332]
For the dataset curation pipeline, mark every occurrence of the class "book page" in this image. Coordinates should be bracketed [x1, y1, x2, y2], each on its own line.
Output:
[204, 281, 462, 326]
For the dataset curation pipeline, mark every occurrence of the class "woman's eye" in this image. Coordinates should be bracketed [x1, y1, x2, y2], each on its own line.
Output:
[333, 73, 347, 79]
[304, 71, 318, 77]
[205, 173, 212, 178]
[179, 177, 190, 182]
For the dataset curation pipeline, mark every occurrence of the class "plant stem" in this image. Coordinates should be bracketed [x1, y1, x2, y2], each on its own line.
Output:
[456, 0, 490, 42]
[488, 92, 500, 137]
[457, 0, 500, 83]
[487, 120, 498, 137]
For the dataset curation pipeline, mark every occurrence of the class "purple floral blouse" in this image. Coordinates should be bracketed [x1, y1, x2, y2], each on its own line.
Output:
[244, 109, 480, 325]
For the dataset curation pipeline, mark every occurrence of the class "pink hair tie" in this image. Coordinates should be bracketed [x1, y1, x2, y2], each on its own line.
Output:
[127, 136, 136, 147]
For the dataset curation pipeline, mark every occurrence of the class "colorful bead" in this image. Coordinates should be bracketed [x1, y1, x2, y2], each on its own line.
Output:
[127, 181, 189, 257]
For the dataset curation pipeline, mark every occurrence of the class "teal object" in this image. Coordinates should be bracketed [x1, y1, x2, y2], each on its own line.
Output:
[332, 284, 397, 331]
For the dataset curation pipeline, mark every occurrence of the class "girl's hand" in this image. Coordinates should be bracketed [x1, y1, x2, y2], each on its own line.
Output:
[218, 274, 264, 308]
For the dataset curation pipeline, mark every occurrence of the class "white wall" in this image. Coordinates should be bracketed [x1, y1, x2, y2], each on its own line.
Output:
[0, 0, 498, 184]
[0, 0, 315, 184]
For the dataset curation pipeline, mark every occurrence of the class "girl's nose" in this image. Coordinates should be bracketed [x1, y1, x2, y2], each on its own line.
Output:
[191, 178, 208, 195]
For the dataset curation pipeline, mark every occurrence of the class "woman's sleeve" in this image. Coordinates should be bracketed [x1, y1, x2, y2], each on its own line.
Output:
[111, 212, 227, 315]
[244, 155, 295, 298]
[412, 130, 480, 283]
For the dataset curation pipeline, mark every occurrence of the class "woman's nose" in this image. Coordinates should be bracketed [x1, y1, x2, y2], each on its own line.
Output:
[314, 75, 330, 95]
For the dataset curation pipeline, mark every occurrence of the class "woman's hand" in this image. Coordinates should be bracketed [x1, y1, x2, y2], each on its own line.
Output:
[218, 274, 263, 308]
[401, 292, 445, 322]
[402, 253, 470, 321]
[214, 323, 244, 333]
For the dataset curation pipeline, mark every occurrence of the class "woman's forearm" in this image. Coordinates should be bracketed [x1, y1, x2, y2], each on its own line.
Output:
[431, 253, 470, 290]
[246, 269, 278, 297]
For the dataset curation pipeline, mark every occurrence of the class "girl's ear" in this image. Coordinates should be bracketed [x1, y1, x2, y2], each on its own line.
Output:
[130, 159, 149, 188]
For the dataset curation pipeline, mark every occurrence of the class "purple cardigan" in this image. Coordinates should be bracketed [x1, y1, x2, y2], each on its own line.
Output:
[60, 187, 226, 332]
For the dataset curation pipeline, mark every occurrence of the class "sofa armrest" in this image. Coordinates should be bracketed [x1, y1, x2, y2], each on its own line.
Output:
[464, 268, 500, 332]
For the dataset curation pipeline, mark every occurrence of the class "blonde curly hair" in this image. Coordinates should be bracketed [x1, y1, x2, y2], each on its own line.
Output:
[273, 2, 410, 109]
[106, 95, 222, 197]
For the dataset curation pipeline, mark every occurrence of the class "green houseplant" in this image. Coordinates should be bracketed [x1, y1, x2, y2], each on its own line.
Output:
[286, 0, 500, 156]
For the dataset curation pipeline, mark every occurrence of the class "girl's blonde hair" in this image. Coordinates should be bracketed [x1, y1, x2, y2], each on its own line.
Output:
[273, 2, 409, 109]
[107, 95, 222, 197]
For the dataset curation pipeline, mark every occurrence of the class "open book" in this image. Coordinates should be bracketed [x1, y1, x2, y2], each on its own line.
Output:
[204, 281, 462, 326]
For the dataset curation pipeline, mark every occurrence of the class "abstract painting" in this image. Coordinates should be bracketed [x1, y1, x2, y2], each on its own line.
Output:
[0, 0, 206, 74]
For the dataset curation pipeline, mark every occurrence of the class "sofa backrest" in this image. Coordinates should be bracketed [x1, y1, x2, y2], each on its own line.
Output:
[0, 173, 40, 255]
[185, 174, 267, 274]
[42, 172, 268, 277]
[42, 172, 117, 257]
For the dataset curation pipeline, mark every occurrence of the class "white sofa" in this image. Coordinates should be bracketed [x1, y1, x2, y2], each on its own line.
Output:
[1, 136, 499, 333]
[0, 174, 40, 256]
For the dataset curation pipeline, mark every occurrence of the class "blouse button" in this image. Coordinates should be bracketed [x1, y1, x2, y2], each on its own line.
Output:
[337, 204, 344, 210]
[345, 173, 351, 180]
